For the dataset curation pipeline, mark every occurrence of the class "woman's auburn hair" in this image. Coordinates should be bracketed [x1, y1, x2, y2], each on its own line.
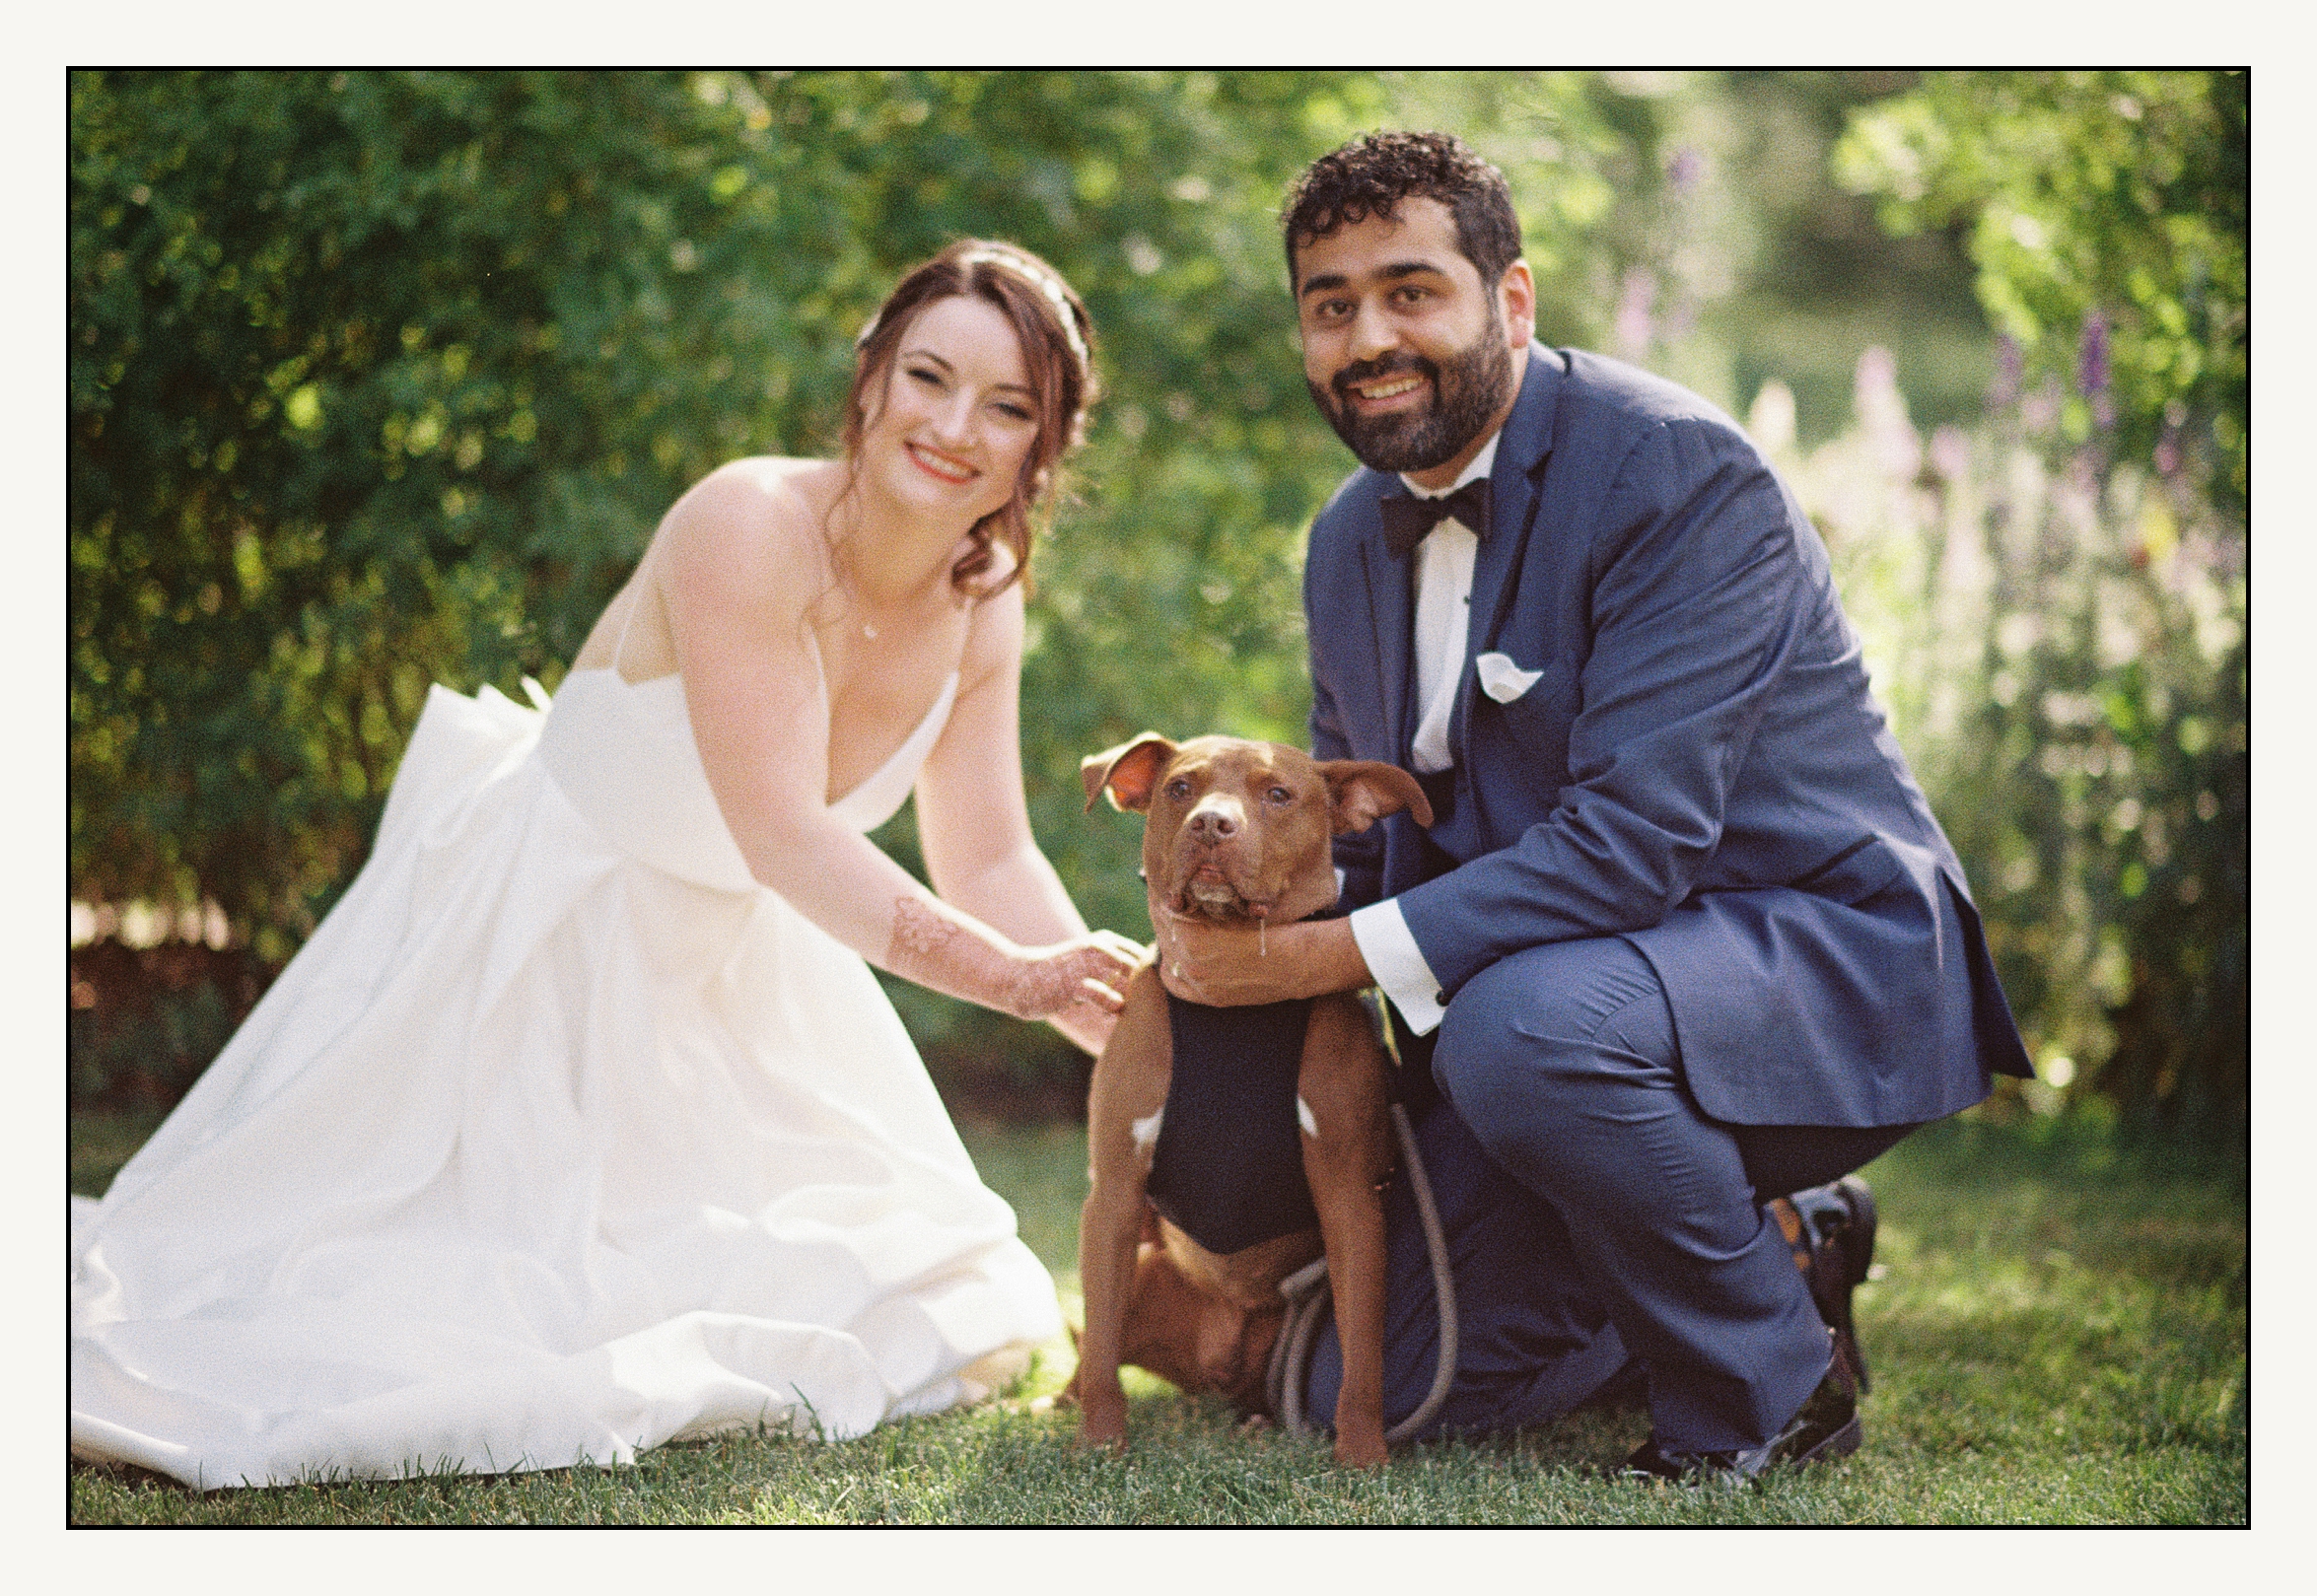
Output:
[839, 239, 1099, 599]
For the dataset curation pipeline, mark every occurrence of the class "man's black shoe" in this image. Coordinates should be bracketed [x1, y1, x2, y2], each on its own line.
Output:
[1773, 1174, 1877, 1393]
[1619, 1337, 1862, 1489]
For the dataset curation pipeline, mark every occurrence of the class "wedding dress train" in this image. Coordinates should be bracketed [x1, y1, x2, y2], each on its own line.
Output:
[70, 666, 1061, 1490]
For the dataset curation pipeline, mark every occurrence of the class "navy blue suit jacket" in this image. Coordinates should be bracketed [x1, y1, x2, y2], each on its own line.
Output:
[1305, 346, 2032, 1128]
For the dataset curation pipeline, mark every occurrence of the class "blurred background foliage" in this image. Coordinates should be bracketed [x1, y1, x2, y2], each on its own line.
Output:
[69, 70, 2246, 1146]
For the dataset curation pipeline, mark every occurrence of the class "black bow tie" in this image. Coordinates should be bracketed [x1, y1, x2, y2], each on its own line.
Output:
[1379, 477, 1490, 558]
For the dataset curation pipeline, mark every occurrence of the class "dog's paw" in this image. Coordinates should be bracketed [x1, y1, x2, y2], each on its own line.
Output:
[1076, 1389, 1130, 1451]
[1332, 1427, 1390, 1469]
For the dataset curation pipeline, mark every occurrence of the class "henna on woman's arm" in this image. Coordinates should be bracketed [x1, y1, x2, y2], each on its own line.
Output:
[885, 896, 1095, 1021]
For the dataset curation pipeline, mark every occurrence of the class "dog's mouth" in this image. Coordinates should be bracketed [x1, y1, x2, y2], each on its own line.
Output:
[1170, 860, 1274, 921]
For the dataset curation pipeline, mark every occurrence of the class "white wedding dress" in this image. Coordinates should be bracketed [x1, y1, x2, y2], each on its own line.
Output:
[70, 663, 1062, 1490]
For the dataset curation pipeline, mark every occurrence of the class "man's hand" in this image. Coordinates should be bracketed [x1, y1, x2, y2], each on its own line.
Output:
[1151, 903, 1372, 1007]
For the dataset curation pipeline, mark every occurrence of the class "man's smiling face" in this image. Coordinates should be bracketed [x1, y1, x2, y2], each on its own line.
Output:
[1294, 195, 1533, 490]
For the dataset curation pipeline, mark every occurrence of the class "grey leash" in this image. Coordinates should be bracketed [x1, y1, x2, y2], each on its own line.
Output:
[1264, 1100, 1458, 1447]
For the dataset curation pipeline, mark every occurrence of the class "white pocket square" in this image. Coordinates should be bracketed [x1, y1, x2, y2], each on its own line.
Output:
[1476, 653, 1545, 704]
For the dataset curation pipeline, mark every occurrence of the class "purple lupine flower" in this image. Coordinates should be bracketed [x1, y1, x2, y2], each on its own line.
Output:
[2022, 375, 2062, 436]
[1992, 334, 2023, 409]
[1855, 346, 1920, 479]
[2077, 311, 2110, 398]
[2156, 396, 2187, 473]
[1857, 344, 1899, 398]
[1667, 147, 1705, 192]
[1930, 425, 1972, 483]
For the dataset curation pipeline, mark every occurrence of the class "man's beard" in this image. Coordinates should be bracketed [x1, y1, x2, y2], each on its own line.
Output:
[1306, 311, 1514, 474]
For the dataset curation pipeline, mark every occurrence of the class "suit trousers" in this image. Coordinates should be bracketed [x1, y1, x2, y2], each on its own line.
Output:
[1415, 935, 1915, 1451]
[1299, 1081, 1637, 1442]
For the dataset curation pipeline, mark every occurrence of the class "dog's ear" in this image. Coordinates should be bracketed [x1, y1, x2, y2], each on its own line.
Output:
[1318, 760, 1434, 835]
[1082, 734, 1178, 812]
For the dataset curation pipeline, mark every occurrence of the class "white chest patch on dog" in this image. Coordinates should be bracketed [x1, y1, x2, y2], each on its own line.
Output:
[1131, 1108, 1164, 1165]
[1298, 1095, 1318, 1140]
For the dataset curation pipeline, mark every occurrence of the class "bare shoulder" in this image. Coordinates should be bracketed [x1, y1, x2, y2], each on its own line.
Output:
[659, 456, 840, 605]
[957, 572, 1027, 690]
[664, 455, 832, 551]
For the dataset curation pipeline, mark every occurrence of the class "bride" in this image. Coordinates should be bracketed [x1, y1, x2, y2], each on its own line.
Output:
[70, 240, 1142, 1491]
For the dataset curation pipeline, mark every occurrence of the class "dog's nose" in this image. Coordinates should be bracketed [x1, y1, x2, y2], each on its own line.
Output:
[1187, 802, 1239, 842]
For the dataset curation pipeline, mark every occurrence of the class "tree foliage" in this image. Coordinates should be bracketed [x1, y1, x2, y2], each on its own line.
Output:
[70, 71, 2247, 1134]
[65, 69, 1678, 1074]
[1836, 71, 2247, 510]
[69, 70, 1345, 949]
[73, 71, 799, 950]
[1830, 71, 2247, 1137]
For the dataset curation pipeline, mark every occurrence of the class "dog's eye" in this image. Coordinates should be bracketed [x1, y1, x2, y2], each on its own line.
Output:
[1266, 785, 1294, 805]
[1164, 778, 1192, 800]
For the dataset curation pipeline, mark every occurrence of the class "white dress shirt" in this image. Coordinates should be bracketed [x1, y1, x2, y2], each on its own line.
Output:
[1345, 435, 1499, 1035]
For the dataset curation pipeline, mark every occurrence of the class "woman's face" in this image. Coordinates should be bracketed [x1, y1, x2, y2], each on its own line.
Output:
[859, 293, 1042, 528]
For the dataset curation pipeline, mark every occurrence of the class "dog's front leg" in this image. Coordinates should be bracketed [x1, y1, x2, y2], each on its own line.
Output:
[1075, 963, 1171, 1451]
[1297, 994, 1395, 1467]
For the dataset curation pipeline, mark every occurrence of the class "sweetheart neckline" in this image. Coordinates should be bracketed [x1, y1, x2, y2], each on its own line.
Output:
[557, 665, 959, 817]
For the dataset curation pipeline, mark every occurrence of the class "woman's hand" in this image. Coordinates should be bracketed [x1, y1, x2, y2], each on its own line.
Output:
[998, 928, 1146, 1023]
[885, 899, 1143, 1032]
[1039, 934, 1145, 1057]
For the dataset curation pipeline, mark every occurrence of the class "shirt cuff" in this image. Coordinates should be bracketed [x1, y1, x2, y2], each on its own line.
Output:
[1349, 899, 1446, 1035]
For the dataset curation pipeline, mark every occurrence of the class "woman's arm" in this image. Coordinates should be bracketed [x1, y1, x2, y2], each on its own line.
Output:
[658, 467, 1135, 1027]
[913, 585, 1137, 1056]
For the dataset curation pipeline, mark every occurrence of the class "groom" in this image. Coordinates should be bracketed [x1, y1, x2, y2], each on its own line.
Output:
[1158, 131, 2034, 1480]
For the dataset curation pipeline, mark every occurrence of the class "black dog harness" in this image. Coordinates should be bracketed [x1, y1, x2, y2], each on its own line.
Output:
[1143, 988, 1463, 1446]
[1144, 993, 1319, 1255]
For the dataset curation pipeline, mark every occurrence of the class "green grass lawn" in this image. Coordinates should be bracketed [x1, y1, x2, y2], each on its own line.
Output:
[68, 1108, 2245, 1525]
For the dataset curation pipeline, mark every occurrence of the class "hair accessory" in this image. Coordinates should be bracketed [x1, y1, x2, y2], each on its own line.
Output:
[854, 248, 1089, 394]
[955, 246, 1090, 375]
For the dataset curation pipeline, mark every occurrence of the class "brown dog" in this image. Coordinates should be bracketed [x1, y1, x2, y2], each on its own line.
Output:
[1069, 733, 1431, 1466]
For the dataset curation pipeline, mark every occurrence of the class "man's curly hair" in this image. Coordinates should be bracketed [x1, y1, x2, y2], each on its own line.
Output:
[1282, 131, 1521, 289]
